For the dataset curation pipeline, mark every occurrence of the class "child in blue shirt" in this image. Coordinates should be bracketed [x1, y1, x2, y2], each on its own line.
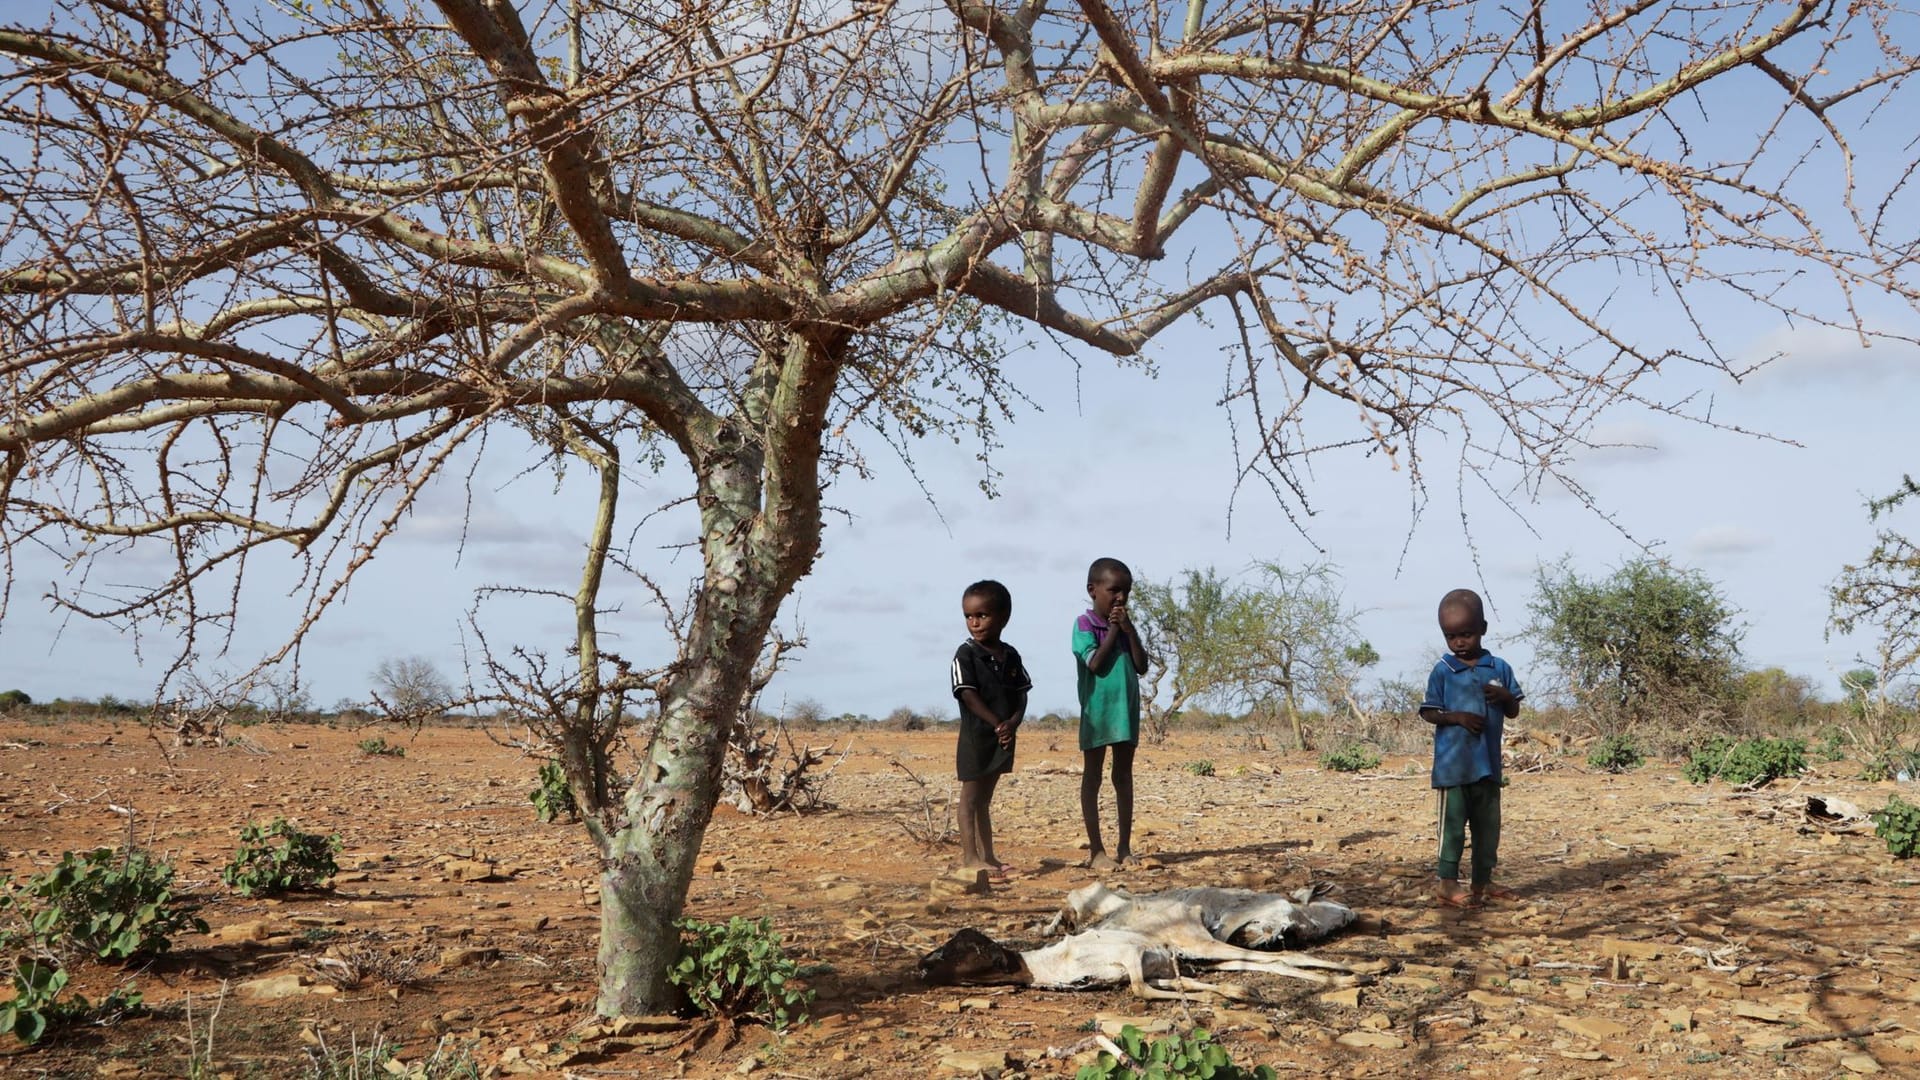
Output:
[1419, 588, 1524, 908]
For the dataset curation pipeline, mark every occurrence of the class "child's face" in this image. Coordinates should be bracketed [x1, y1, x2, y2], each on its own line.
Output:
[1087, 570, 1132, 618]
[1439, 605, 1486, 660]
[963, 593, 1009, 644]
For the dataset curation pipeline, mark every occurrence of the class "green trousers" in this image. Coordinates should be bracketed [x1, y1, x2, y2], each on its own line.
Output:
[1436, 778, 1501, 885]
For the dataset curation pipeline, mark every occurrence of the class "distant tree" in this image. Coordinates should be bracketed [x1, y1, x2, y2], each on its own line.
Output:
[1526, 558, 1744, 731]
[1241, 563, 1367, 750]
[1136, 564, 1367, 748]
[1133, 568, 1262, 740]
[370, 656, 453, 719]
[1832, 476, 1920, 681]
[1733, 667, 1815, 730]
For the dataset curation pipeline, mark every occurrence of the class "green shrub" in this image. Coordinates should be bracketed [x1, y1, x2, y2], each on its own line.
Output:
[669, 915, 813, 1030]
[1183, 760, 1216, 777]
[1813, 727, 1849, 763]
[1319, 743, 1382, 773]
[1684, 736, 1805, 788]
[1872, 795, 1920, 859]
[222, 818, 342, 896]
[1076, 1025, 1276, 1080]
[1861, 747, 1920, 783]
[0, 689, 30, 711]
[529, 760, 578, 823]
[0, 959, 142, 1045]
[2, 847, 206, 962]
[356, 736, 404, 757]
[1586, 734, 1644, 773]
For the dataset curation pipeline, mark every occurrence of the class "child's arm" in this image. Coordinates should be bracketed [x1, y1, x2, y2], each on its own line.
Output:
[1089, 602, 1148, 677]
[1085, 620, 1126, 675]
[1484, 681, 1520, 719]
[958, 687, 1002, 729]
[998, 687, 1028, 746]
[1421, 705, 1485, 734]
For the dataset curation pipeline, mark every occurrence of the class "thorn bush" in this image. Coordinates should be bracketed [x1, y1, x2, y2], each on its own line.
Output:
[356, 736, 405, 757]
[1183, 759, 1216, 777]
[222, 818, 343, 896]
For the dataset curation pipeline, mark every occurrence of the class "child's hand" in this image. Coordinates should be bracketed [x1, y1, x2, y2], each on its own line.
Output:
[1483, 680, 1515, 709]
[995, 721, 1016, 746]
[1108, 601, 1130, 629]
[1448, 710, 1486, 734]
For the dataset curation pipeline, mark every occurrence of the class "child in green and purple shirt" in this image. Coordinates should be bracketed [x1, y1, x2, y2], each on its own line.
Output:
[1074, 557, 1149, 871]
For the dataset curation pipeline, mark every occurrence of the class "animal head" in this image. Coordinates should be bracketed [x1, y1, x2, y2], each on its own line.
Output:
[1062, 882, 1133, 927]
[918, 928, 1026, 985]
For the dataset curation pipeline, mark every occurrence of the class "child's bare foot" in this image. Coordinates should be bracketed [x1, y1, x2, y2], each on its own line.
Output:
[1086, 851, 1120, 871]
[1472, 884, 1520, 903]
[1434, 879, 1480, 909]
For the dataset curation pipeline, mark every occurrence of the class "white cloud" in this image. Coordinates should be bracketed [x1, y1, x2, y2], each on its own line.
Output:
[1685, 524, 1767, 557]
[1739, 323, 1920, 387]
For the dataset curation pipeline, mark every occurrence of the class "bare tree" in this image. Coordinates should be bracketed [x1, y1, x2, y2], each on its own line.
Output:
[369, 655, 454, 719]
[3, 0, 1916, 1015]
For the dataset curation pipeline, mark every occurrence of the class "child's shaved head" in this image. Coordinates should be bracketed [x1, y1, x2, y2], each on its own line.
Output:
[963, 579, 1012, 617]
[1088, 556, 1132, 584]
[1438, 588, 1485, 623]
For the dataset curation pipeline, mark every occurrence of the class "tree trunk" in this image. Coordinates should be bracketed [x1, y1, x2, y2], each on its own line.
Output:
[589, 326, 837, 1016]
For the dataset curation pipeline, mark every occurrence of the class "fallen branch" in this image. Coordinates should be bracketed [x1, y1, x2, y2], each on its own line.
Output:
[1777, 1020, 1901, 1050]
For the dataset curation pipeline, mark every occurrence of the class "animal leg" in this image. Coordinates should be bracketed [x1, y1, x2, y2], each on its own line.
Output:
[1138, 976, 1253, 1001]
[1208, 958, 1352, 985]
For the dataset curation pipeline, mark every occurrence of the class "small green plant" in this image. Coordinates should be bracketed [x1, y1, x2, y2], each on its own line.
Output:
[222, 818, 342, 896]
[669, 915, 814, 1029]
[356, 736, 404, 757]
[1183, 759, 1216, 777]
[1683, 736, 1805, 788]
[1319, 743, 1381, 773]
[1586, 734, 1644, 773]
[1076, 1025, 1276, 1080]
[2, 847, 206, 961]
[529, 760, 578, 823]
[1871, 794, 1920, 859]
[0, 959, 142, 1045]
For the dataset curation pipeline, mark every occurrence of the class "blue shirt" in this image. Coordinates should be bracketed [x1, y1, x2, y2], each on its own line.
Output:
[1421, 651, 1524, 789]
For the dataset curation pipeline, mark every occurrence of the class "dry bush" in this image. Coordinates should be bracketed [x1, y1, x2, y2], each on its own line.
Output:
[889, 760, 955, 850]
[306, 934, 432, 990]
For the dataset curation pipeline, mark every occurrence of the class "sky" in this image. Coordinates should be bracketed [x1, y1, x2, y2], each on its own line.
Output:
[2, 2, 1917, 721]
[2, 313, 1914, 719]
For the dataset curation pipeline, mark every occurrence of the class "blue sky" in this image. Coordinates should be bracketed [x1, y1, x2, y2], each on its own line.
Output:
[3, 313, 1914, 718]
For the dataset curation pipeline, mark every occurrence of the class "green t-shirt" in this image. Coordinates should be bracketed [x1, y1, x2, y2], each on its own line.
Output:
[1073, 611, 1140, 750]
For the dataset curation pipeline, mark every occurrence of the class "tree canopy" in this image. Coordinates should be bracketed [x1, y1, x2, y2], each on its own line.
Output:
[4, 0, 1917, 1014]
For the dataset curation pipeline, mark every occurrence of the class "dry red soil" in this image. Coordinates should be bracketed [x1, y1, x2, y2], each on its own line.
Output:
[1, 718, 1917, 1078]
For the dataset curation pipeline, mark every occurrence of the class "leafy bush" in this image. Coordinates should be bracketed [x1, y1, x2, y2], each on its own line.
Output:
[1183, 759, 1216, 777]
[1683, 736, 1805, 788]
[0, 959, 142, 1045]
[1813, 727, 1849, 763]
[1319, 743, 1381, 772]
[1586, 734, 1644, 773]
[1077, 1025, 1276, 1080]
[529, 760, 578, 823]
[0, 689, 30, 711]
[222, 818, 342, 896]
[1872, 795, 1920, 859]
[356, 736, 404, 757]
[669, 915, 813, 1029]
[1862, 747, 1920, 783]
[2, 847, 206, 961]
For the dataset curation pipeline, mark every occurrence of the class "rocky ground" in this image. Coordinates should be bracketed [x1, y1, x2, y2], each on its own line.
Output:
[0, 717, 1916, 1078]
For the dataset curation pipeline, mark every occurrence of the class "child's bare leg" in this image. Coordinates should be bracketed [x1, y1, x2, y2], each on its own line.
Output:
[958, 778, 990, 869]
[974, 772, 1003, 868]
[1110, 741, 1136, 863]
[1081, 747, 1117, 869]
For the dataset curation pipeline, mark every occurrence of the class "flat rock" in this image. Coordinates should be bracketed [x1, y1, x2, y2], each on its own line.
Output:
[929, 868, 990, 899]
[1335, 1030, 1406, 1049]
[1467, 990, 1517, 1009]
[1098, 1015, 1173, 1037]
[1730, 1001, 1786, 1023]
[1600, 938, 1661, 960]
[1318, 987, 1361, 1007]
[439, 946, 498, 970]
[938, 1049, 1008, 1074]
[1840, 1055, 1882, 1074]
[1557, 1015, 1630, 1041]
[443, 858, 499, 882]
[237, 973, 313, 1001]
